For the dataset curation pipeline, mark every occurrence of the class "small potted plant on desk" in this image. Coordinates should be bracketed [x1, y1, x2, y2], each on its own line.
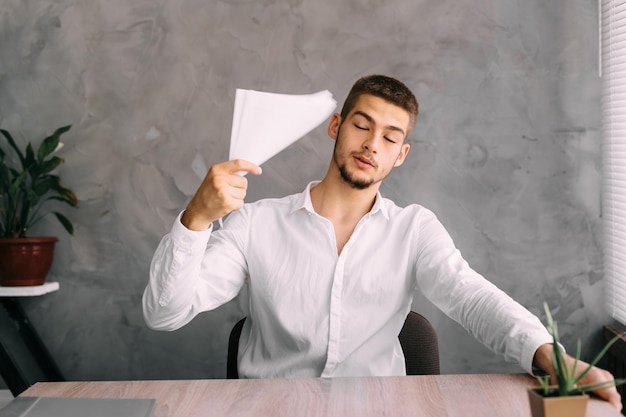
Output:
[0, 125, 76, 286]
[528, 303, 626, 417]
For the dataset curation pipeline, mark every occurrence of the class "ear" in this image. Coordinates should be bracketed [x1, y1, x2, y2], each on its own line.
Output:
[327, 113, 341, 140]
[394, 143, 411, 167]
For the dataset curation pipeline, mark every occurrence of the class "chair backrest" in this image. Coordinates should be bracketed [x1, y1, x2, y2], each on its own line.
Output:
[226, 311, 439, 379]
[227, 317, 246, 379]
[398, 311, 440, 375]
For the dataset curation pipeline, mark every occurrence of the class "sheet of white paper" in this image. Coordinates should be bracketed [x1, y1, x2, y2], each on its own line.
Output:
[228, 89, 337, 171]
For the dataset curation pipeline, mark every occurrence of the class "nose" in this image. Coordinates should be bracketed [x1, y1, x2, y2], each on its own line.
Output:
[362, 132, 379, 154]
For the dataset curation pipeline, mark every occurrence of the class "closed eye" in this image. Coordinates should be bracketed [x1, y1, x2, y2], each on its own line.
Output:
[385, 137, 397, 144]
[354, 124, 368, 131]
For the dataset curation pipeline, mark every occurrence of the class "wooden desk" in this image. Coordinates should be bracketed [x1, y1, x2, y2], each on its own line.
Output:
[21, 374, 622, 417]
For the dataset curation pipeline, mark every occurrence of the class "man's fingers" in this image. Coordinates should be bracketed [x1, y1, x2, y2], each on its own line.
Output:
[226, 183, 247, 202]
[182, 159, 260, 230]
[611, 395, 622, 411]
[595, 387, 622, 411]
[221, 159, 262, 176]
[578, 365, 623, 411]
[599, 386, 622, 411]
[232, 159, 262, 175]
[225, 171, 249, 190]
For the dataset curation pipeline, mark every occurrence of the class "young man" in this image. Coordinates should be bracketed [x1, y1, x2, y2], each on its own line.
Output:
[143, 75, 621, 409]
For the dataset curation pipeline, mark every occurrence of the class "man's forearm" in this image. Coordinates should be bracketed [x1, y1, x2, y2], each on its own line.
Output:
[532, 343, 554, 375]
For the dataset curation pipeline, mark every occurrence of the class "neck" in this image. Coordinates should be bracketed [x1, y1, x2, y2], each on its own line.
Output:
[310, 172, 379, 221]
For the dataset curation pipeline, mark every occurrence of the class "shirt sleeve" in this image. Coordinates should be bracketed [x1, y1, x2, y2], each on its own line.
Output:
[414, 209, 552, 374]
[142, 210, 249, 331]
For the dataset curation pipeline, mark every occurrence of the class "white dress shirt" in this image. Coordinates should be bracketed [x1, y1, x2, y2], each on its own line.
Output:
[143, 181, 552, 377]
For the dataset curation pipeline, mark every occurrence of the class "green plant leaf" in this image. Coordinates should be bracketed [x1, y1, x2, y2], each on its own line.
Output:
[24, 143, 36, 173]
[543, 303, 573, 395]
[572, 334, 622, 388]
[569, 378, 626, 396]
[33, 176, 54, 196]
[0, 161, 10, 188]
[571, 339, 581, 382]
[39, 156, 63, 174]
[43, 175, 77, 206]
[537, 375, 551, 396]
[53, 212, 74, 235]
[0, 128, 25, 166]
[38, 125, 70, 163]
[8, 171, 27, 197]
[552, 341, 569, 393]
[47, 195, 77, 207]
[38, 132, 60, 163]
[56, 187, 77, 207]
[26, 188, 39, 207]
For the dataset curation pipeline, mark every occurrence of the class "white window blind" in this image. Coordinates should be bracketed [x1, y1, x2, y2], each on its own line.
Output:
[602, 0, 626, 325]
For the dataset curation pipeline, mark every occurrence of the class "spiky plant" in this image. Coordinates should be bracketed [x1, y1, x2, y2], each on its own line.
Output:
[537, 303, 626, 396]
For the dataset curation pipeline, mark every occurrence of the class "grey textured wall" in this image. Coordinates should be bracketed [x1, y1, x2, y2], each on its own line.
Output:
[1, 0, 607, 383]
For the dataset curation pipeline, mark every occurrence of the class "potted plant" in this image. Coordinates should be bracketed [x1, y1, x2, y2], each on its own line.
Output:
[528, 303, 626, 417]
[0, 125, 77, 286]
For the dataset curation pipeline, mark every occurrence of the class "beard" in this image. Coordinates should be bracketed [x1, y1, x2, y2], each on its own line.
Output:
[337, 159, 376, 189]
[333, 123, 378, 190]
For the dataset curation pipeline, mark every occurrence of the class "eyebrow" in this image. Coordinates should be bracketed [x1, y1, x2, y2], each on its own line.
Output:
[352, 110, 406, 136]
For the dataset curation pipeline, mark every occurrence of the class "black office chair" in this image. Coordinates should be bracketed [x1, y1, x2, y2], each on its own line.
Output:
[227, 317, 247, 379]
[398, 311, 440, 375]
[226, 311, 439, 378]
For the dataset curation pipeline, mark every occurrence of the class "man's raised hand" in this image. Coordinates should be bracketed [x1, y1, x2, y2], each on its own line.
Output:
[181, 159, 262, 231]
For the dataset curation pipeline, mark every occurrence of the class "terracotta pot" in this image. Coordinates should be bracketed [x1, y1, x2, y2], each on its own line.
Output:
[0, 237, 58, 286]
[528, 388, 589, 417]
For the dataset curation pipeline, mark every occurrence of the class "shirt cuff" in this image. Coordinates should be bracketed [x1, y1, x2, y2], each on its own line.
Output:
[170, 210, 213, 254]
[525, 340, 565, 376]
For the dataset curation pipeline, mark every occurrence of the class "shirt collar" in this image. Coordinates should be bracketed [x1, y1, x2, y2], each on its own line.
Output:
[290, 181, 389, 220]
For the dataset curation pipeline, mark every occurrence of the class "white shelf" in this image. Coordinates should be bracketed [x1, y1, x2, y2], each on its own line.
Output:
[0, 282, 59, 297]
